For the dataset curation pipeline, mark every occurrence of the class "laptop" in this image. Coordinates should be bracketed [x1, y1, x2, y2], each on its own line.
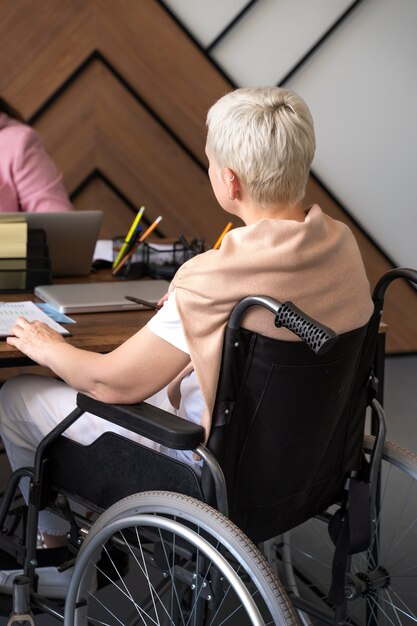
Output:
[0, 211, 103, 276]
[34, 279, 170, 314]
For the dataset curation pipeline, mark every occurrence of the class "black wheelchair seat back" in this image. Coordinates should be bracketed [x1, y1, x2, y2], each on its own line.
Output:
[207, 320, 372, 544]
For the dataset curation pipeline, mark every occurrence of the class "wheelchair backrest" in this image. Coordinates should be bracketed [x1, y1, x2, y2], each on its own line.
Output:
[206, 306, 379, 544]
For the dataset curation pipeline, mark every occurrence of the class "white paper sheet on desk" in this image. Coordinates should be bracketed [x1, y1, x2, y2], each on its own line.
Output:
[0, 301, 70, 337]
[93, 239, 144, 264]
[93, 240, 113, 263]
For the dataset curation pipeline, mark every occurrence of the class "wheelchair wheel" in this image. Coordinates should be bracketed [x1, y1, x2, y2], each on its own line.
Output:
[64, 491, 297, 626]
[275, 437, 417, 625]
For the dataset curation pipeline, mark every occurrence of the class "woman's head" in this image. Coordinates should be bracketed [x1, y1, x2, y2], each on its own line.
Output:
[206, 87, 315, 206]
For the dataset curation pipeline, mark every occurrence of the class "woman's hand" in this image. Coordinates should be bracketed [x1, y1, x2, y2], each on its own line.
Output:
[157, 292, 170, 307]
[6, 317, 66, 366]
[157, 281, 176, 308]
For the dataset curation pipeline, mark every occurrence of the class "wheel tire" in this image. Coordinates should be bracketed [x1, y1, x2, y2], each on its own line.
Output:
[65, 490, 298, 626]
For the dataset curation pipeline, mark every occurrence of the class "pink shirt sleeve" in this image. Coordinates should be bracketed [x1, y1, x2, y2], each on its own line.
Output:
[13, 126, 73, 213]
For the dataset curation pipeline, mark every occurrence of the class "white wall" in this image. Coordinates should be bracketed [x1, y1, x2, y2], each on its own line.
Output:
[163, 0, 417, 269]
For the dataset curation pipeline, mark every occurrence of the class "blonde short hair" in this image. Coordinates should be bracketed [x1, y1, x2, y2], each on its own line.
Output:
[206, 87, 315, 205]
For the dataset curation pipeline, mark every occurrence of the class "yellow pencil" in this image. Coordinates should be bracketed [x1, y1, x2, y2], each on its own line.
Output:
[113, 215, 162, 276]
[213, 222, 233, 250]
[112, 206, 145, 268]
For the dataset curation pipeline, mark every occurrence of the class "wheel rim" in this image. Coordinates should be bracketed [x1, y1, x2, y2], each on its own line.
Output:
[65, 492, 295, 626]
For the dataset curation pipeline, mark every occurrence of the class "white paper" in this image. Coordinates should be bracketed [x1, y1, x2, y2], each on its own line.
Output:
[0, 301, 70, 337]
[93, 239, 113, 262]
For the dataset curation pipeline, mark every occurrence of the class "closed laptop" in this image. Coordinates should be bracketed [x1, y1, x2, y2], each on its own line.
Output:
[34, 279, 170, 314]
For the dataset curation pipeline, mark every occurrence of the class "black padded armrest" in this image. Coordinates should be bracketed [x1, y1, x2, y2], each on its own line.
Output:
[76, 393, 205, 450]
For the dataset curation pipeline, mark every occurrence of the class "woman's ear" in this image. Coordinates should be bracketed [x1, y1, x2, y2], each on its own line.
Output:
[224, 168, 240, 200]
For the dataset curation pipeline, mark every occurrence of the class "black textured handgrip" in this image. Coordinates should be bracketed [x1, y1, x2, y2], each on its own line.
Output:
[275, 301, 339, 355]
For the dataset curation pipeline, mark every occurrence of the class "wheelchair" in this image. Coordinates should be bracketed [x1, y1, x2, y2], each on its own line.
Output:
[0, 267, 415, 625]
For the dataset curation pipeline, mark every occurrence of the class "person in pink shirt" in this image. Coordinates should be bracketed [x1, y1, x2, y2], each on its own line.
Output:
[0, 97, 73, 213]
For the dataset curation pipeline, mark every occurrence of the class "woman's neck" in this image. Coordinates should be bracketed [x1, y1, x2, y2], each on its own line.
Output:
[240, 200, 306, 225]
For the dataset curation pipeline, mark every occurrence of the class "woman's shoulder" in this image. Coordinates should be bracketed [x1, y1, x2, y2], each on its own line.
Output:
[307, 204, 353, 237]
[0, 114, 45, 168]
[0, 113, 40, 146]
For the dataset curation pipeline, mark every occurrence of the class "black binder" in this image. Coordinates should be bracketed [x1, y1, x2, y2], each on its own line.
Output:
[0, 228, 52, 292]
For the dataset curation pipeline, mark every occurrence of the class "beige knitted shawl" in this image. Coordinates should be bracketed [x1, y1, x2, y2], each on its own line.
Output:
[172, 205, 373, 438]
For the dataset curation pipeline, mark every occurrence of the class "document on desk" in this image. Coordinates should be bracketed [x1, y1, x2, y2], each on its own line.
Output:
[0, 301, 70, 337]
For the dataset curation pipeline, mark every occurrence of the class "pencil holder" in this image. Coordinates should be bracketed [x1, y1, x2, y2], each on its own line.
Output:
[112, 236, 146, 279]
[143, 239, 205, 280]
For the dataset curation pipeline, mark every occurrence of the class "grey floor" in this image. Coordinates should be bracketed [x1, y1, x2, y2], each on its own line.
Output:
[0, 355, 416, 624]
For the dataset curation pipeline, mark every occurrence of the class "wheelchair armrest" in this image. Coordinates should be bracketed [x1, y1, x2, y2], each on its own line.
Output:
[76, 393, 205, 450]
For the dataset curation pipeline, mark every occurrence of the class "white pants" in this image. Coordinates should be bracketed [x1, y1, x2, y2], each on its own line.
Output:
[0, 373, 201, 535]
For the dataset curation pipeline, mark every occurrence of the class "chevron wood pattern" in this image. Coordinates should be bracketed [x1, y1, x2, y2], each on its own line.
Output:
[0, 0, 415, 351]
[33, 59, 226, 240]
[73, 176, 140, 239]
[0, 0, 226, 160]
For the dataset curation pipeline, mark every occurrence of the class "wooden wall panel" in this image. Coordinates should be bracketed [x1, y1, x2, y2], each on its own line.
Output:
[0, 0, 94, 118]
[33, 59, 225, 240]
[33, 74, 96, 192]
[73, 178, 137, 240]
[0, 0, 415, 352]
[0, 0, 229, 156]
[97, 0, 229, 161]
[94, 62, 225, 240]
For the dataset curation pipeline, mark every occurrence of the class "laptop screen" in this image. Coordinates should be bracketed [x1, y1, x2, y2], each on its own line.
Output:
[10, 210, 103, 277]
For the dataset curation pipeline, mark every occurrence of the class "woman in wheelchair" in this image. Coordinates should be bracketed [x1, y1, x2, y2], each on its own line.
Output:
[0, 87, 373, 600]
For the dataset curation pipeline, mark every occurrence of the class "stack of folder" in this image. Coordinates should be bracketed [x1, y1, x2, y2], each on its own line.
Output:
[0, 216, 28, 290]
[0, 215, 51, 291]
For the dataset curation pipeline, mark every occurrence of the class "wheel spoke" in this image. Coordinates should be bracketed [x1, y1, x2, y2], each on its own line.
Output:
[276, 441, 417, 625]
[66, 492, 295, 626]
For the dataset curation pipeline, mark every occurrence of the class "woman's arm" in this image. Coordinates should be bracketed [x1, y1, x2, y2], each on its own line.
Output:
[7, 318, 190, 404]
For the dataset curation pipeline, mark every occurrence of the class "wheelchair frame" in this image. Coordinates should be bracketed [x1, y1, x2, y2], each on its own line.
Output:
[0, 267, 415, 626]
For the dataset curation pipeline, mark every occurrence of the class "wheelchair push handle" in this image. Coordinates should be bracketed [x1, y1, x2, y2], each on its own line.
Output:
[275, 301, 339, 355]
[373, 267, 417, 301]
[228, 296, 338, 355]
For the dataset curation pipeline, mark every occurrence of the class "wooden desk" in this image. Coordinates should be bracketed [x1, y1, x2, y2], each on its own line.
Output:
[0, 270, 156, 367]
[1, 271, 388, 388]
